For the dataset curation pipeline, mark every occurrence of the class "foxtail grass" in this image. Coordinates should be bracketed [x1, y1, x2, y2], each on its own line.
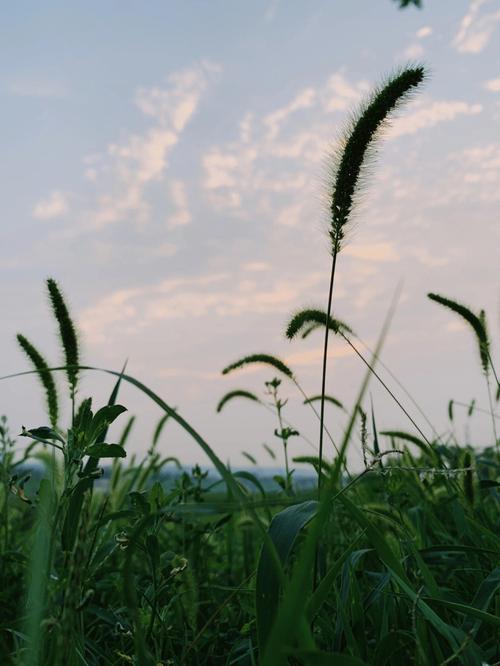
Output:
[317, 65, 426, 494]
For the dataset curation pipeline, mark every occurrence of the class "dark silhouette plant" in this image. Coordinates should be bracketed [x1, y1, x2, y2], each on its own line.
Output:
[316, 65, 426, 494]
[428, 292, 498, 448]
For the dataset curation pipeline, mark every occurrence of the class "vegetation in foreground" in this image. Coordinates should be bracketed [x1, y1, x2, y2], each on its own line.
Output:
[0, 64, 499, 665]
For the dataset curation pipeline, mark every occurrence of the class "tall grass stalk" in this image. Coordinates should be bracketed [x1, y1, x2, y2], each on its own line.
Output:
[318, 66, 425, 495]
[428, 293, 498, 450]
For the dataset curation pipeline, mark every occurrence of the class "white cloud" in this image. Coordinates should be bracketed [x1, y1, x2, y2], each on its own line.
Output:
[243, 261, 271, 272]
[285, 346, 352, 367]
[403, 43, 425, 59]
[343, 242, 400, 263]
[411, 248, 450, 267]
[484, 78, 500, 92]
[201, 72, 483, 237]
[32, 191, 69, 219]
[388, 100, 482, 138]
[264, 0, 281, 22]
[202, 69, 370, 220]
[275, 202, 308, 227]
[321, 73, 369, 112]
[416, 26, 432, 39]
[263, 88, 316, 140]
[81, 62, 219, 231]
[167, 180, 192, 228]
[134, 60, 220, 129]
[453, 143, 500, 195]
[152, 243, 178, 257]
[7, 78, 67, 98]
[453, 0, 500, 54]
[35, 63, 217, 238]
[239, 113, 254, 143]
[460, 143, 500, 169]
[79, 270, 325, 344]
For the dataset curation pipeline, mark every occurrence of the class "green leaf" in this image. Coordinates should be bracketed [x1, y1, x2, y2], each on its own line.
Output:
[146, 534, 160, 570]
[20, 426, 65, 445]
[290, 650, 367, 665]
[85, 443, 126, 458]
[426, 597, 500, 630]
[338, 495, 406, 580]
[306, 535, 362, 621]
[83, 363, 127, 475]
[372, 631, 413, 665]
[61, 477, 94, 551]
[338, 496, 465, 653]
[128, 491, 150, 516]
[479, 479, 500, 489]
[87, 404, 127, 445]
[256, 500, 318, 654]
[462, 567, 500, 635]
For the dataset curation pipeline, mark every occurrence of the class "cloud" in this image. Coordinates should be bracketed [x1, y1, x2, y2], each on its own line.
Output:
[343, 242, 400, 263]
[134, 60, 220, 130]
[321, 73, 369, 112]
[202, 69, 370, 220]
[32, 191, 69, 219]
[484, 78, 500, 92]
[7, 78, 67, 98]
[264, 0, 281, 22]
[243, 261, 271, 272]
[43, 61, 219, 236]
[79, 270, 325, 344]
[167, 180, 192, 228]
[413, 141, 500, 207]
[275, 201, 309, 227]
[285, 346, 352, 367]
[152, 242, 178, 257]
[263, 88, 316, 140]
[411, 248, 450, 267]
[388, 100, 482, 138]
[416, 26, 433, 39]
[402, 43, 425, 59]
[453, 0, 500, 54]
[453, 143, 500, 196]
[89, 64, 216, 229]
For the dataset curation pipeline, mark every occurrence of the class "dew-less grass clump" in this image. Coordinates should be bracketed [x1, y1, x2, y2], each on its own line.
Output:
[1, 65, 499, 665]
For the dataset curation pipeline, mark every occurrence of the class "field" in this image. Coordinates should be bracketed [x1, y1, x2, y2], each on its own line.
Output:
[1, 65, 499, 665]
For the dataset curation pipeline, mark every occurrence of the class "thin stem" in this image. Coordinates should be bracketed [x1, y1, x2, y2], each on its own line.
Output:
[487, 349, 500, 390]
[275, 390, 290, 491]
[339, 332, 432, 448]
[352, 333, 440, 439]
[451, 400, 499, 421]
[319, 241, 340, 497]
[293, 378, 353, 482]
[485, 373, 499, 452]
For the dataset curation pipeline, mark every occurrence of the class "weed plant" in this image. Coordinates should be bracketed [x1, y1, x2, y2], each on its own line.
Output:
[0, 65, 499, 665]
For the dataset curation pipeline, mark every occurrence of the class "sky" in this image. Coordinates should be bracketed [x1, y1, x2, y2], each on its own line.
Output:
[0, 0, 499, 470]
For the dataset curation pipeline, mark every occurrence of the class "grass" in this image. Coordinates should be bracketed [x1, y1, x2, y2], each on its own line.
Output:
[0, 64, 499, 665]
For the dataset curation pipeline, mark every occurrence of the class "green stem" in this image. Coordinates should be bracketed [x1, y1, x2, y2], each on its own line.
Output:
[485, 372, 499, 452]
[319, 241, 340, 497]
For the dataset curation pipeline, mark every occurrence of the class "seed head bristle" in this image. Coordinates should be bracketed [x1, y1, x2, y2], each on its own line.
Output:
[46, 278, 80, 396]
[329, 66, 426, 253]
[16, 334, 59, 427]
[428, 292, 489, 374]
[286, 308, 353, 340]
[216, 390, 261, 413]
[221, 354, 294, 379]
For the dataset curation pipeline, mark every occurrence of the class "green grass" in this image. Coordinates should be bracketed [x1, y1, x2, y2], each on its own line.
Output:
[0, 64, 499, 665]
